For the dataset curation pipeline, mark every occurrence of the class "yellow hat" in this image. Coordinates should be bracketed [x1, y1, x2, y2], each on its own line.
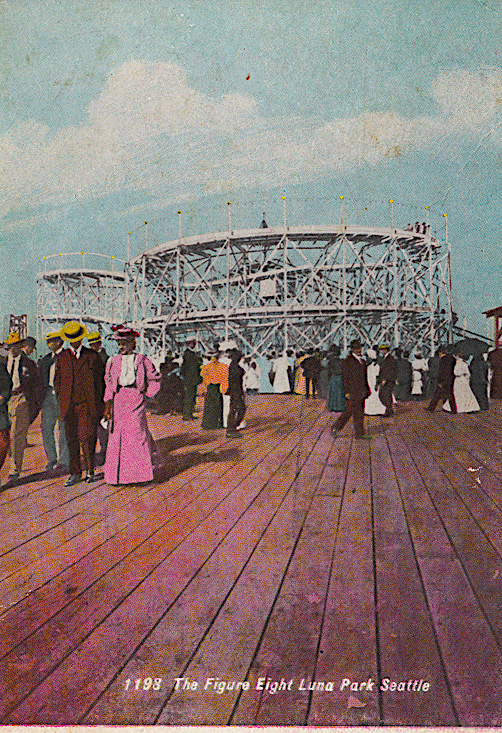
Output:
[44, 331, 62, 341]
[87, 331, 102, 344]
[4, 333, 25, 346]
[60, 320, 88, 343]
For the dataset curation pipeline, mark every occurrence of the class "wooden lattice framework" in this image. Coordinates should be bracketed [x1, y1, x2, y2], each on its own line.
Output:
[127, 225, 453, 357]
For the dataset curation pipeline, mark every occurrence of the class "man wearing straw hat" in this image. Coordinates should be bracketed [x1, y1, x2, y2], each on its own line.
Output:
[55, 321, 105, 485]
[4, 333, 44, 480]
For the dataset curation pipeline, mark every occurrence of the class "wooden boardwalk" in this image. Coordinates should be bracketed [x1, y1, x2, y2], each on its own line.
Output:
[1, 393, 502, 726]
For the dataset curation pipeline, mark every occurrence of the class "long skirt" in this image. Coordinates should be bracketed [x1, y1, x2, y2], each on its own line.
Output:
[202, 383, 223, 429]
[105, 386, 159, 485]
[327, 374, 346, 412]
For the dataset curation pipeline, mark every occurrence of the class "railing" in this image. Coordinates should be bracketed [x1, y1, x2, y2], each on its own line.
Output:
[38, 252, 127, 274]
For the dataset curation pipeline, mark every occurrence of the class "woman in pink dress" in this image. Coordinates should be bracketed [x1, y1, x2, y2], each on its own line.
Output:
[103, 325, 161, 484]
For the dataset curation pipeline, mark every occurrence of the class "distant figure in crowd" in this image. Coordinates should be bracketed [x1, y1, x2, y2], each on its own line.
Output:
[294, 353, 309, 395]
[394, 349, 412, 401]
[317, 352, 330, 400]
[55, 321, 105, 486]
[0, 361, 12, 484]
[469, 353, 490, 411]
[426, 351, 441, 399]
[180, 340, 202, 420]
[38, 332, 69, 470]
[272, 350, 292, 394]
[5, 333, 44, 480]
[364, 348, 386, 415]
[218, 342, 233, 428]
[86, 331, 108, 464]
[302, 351, 322, 398]
[411, 351, 429, 400]
[332, 339, 370, 439]
[426, 345, 456, 413]
[156, 357, 184, 415]
[200, 349, 228, 429]
[378, 344, 397, 416]
[103, 325, 161, 485]
[243, 357, 260, 394]
[443, 355, 480, 413]
[326, 344, 346, 412]
[488, 346, 502, 399]
[226, 349, 246, 438]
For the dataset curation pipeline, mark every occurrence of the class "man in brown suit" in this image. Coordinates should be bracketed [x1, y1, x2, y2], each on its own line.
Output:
[55, 321, 105, 486]
[331, 339, 370, 439]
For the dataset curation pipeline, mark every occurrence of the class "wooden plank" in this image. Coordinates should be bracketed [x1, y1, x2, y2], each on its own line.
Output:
[0, 399, 310, 651]
[396, 418, 502, 725]
[1, 411, 329, 723]
[82, 414, 331, 725]
[308, 434, 379, 727]
[374, 424, 457, 726]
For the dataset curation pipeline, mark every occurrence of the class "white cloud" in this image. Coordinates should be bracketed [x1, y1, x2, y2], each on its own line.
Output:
[1, 62, 501, 222]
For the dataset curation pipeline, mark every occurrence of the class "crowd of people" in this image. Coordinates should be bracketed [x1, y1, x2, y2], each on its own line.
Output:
[329, 339, 498, 439]
[0, 325, 500, 486]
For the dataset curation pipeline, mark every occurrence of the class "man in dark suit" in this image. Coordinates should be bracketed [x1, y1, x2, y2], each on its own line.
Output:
[86, 331, 108, 464]
[301, 351, 323, 398]
[55, 321, 105, 486]
[226, 349, 246, 438]
[4, 333, 44, 479]
[39, 332, 69, 470]
[377, 344, 398, 416]
[331, 339, 370, 439]
[180, 340, 202, 420]
[426, 345, 456, 413]
[87, 331, 109, 365]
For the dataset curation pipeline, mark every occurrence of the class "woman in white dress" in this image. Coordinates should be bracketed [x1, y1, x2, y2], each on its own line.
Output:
[365, 355, 386, 415]
[243, 358, 260, 394]
[411, 352, 429, 399]
[272, 351, 292, 393]
[443, 355, 480, 413]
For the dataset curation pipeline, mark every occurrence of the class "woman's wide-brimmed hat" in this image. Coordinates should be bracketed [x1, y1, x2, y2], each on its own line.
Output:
[3, 333, 25, 346]
[60, 321, 88, 343]
[111, 324, 140, 341]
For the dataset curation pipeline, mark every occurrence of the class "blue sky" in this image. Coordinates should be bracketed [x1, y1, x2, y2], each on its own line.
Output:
[2, 0, 502, 338]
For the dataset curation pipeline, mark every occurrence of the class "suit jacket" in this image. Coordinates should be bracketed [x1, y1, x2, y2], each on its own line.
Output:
[437, 353, 455, 389]
[55, 346, 105, 420]
[39, 352, 56, 389]
[180, 349, 203, 386]
[0, 364, 12, 431]
[9, 353, 44, 423]
[379, 354, 398, 383]
[341, 354, 370, 400]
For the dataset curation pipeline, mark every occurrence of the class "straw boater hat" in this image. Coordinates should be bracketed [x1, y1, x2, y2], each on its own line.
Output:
[87, 331, 102, 345]
[44, 331, 62, 342]
[111, 324, 140, 341]
[4, 333, 25, 346]
[60, 321, 88, 343]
